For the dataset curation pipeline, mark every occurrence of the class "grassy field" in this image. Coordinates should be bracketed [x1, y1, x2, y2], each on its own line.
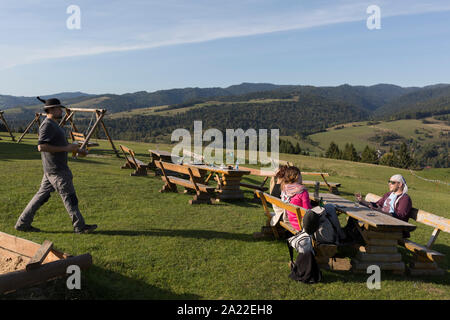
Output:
[306, 118, 450, 154]
[0, 134, 449, 300]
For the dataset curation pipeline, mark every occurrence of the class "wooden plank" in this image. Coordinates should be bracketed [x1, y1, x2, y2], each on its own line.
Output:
[155, 161, 202, 177]
[25, 240, 53, 271]
[222, 179, 244, 186]
[426, 228, 440, 248]
[258, 193, 279, 238]
[356, 252, 402, 262]
[399, 239, 444, 262]
[410, 261, 438, 270]
[359, 246, 399, 254]
[408, 268, 445, 276]
[415, 211, 450, 232]
[255, 191, 307, 217]
[279, 221, 297, 235]
[366, 238, 399, 246]
[0, 232, 60, 263]
[162, 176, 214, 193]
[361, 230, 403, 240]
[352, 260, 405, 271]
[0, 253, 92, 294]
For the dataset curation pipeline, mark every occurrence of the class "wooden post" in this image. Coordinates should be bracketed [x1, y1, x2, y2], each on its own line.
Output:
[97, 110, 120, 158]
[426, 228, 440, 249]
[17, 113, 40, 143]
[0, 111, 16, 141]
[78, 111, 104, 151]
[257, 191, 279, 239]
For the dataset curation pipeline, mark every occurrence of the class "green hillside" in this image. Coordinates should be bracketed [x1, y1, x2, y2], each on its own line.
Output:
[0, 136, 448, 299]
[306, 118, 449, 152]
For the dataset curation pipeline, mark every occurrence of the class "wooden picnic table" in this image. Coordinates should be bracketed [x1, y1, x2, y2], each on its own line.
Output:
[184, 164, 251, 201]
[148, 149, 180, 173]
[311, 192, 416, 274]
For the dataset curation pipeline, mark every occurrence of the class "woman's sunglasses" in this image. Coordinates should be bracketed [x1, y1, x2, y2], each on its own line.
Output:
[388, 181, 399, 184]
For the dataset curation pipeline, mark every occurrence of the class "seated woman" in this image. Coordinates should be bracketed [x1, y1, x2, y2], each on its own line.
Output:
[349, 174, 413, 239]
[356, 174, 412, 222]
[280, 166, 312, 231]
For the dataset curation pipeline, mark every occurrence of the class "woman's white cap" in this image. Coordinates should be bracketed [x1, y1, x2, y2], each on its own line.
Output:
[390, 174, 408, 194]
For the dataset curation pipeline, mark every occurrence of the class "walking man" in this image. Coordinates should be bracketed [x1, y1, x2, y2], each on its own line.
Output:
[15, 97, 97, 234]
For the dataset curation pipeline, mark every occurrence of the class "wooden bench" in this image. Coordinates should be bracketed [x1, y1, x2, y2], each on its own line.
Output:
[365, 193, 449, 276]
[255, 190, 341, 270]
[119, 144, 150, 176]
[155, 161, 216, 204]
[71, 131, 99, 148]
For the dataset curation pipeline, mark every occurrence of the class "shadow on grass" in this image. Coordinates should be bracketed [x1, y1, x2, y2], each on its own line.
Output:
[0, 141, 113, 165]
[85, 265, 201, 299]
[0, 141, 41, 161]
[45, 228, 257, 243]
[1, 264, 200, 300]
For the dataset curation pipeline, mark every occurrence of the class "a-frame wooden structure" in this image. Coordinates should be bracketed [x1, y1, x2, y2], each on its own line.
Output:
[0, 111, 16, 141]
[17, 113, 46, 143]
[59, 107, 120, 158]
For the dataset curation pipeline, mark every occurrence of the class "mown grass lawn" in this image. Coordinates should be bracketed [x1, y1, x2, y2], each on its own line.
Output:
[0, 134, 449, 299]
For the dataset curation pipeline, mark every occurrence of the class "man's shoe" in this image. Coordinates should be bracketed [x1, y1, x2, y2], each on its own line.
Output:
[15, 225, 40, 232]
[74, 224, 97, 234]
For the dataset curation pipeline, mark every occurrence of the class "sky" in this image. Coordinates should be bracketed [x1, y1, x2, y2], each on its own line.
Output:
[0, 0, 449, 96]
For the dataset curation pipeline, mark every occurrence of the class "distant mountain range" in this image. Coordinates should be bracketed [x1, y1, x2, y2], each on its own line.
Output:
[0, 92, 94, 110]
[2, 82, 449, 123]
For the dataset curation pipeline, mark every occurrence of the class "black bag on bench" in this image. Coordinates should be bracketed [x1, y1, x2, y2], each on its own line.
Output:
[287, 208, 323, 284]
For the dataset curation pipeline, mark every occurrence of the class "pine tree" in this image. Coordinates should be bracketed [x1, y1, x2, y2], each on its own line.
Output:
[343, 143, 359, 162]
[294, 142, 301, 154]
[325, 142, 341, 159]
[361, 145, 378, 164]
[397, 142, 414, 169]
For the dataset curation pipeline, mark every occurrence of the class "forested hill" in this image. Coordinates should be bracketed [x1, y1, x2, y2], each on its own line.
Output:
[3, 83, 450, 123]
[0, 83, 286, 113]
[373, 84, 450, 119]
[3, 82, 450, 139]
[97, 94, 370, 142]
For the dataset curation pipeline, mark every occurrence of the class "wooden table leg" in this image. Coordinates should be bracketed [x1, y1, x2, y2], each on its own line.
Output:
[215, 174, 245, 201]
[351, 225, 405, 274]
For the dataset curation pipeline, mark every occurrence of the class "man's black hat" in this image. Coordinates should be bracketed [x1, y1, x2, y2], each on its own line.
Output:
[37, 97, 65, 110]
